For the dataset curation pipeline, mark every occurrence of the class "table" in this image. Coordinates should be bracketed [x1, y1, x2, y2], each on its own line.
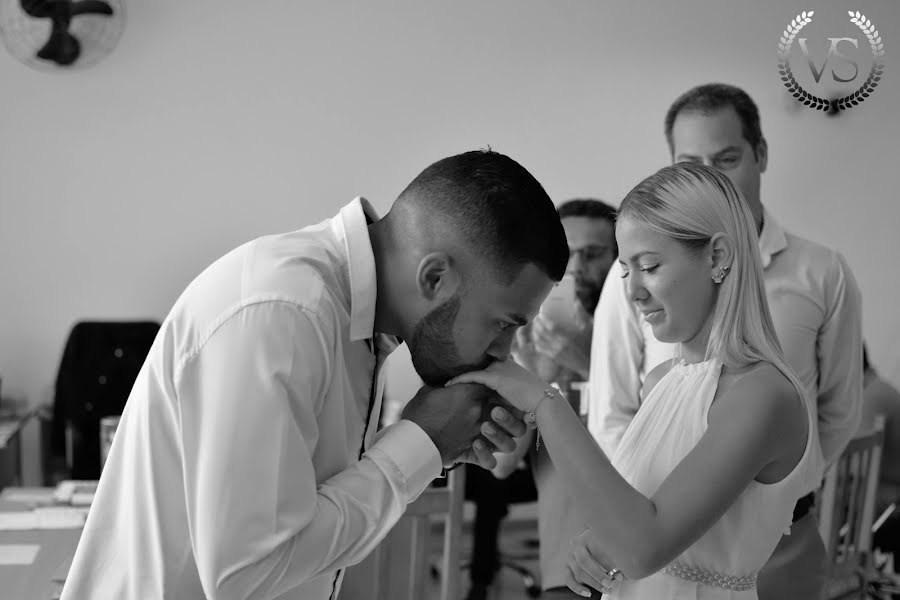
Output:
[0, 492, 83, 600]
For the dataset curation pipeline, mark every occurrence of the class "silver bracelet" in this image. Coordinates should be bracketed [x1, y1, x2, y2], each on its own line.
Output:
[525, 388, 557, 450]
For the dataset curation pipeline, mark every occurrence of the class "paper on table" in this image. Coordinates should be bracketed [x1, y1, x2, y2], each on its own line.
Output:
[0, 487, 56, 505]
[70, 488, 96, 507]
[0, 512, 37, 530]
[34, 507, 89, 529]
[0, 544, 40, 565]
[53, 481, 98, 504]
[0, 507, 88, 530]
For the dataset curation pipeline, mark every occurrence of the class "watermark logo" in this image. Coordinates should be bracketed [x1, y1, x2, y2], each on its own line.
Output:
[777, 11, 885, 113]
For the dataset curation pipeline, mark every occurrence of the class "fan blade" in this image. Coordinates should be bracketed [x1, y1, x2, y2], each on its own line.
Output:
[20, 0, 54, 18]
[70, 0, 113, 16]
[36, 27, 81, 66]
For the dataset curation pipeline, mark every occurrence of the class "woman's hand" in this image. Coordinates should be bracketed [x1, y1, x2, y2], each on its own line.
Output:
[567, 530, 624, 597]
[445, 358, 550, 414]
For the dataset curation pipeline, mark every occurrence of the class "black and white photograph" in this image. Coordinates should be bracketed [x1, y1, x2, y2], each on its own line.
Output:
[0, 1, 898, 599]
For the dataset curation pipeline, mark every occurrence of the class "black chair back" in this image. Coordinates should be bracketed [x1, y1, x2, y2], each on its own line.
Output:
[51, 320, 160, 479]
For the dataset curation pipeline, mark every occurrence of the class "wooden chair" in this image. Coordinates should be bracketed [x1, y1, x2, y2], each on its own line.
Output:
[819, 415, 885, 600]
[342, 467, 466, 600]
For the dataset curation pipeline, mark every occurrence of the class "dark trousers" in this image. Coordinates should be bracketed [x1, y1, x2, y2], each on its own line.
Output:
[465, 463, 538, 585]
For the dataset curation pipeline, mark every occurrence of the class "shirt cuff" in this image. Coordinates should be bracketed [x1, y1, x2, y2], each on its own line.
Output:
[369, 420, 442, 500]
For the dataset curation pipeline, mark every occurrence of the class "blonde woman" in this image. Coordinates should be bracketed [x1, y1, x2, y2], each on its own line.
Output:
[448, 163, 821, 599]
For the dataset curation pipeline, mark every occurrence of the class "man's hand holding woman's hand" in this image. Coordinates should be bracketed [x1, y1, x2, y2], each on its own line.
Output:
[401, 383, 528, 470]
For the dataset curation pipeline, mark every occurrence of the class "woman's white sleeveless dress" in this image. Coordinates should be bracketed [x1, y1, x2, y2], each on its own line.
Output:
[606, 359, 819, 599]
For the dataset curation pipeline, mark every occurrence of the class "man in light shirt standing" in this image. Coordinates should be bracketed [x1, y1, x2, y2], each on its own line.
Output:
[61, 150, 570, 600]
[588, 83, 863, 599]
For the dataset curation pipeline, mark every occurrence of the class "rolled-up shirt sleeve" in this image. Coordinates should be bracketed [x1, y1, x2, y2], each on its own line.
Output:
[587, 263, 645, 455]
[175, 301, 441, 599]
[815, 251, 863, 467]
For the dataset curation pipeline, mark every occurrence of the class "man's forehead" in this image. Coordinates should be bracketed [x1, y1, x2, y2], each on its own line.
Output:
[563, 216, 614, 246]
[672, 108, 746, 152]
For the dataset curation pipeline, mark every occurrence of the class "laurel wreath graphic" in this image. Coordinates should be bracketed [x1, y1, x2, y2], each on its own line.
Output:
[777, 11, 830, 110]
[777, 10, 885, 113]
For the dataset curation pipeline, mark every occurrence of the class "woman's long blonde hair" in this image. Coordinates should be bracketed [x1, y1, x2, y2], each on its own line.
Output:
[618, 163, 803, 395]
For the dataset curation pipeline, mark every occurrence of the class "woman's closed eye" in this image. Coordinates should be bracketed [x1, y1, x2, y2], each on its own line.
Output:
[620, 264, 657, 278]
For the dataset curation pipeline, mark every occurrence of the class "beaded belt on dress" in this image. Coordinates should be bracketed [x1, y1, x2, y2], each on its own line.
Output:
[662, 562, 757, 591]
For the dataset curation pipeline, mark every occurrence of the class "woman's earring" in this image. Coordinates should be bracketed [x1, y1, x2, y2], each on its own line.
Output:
[712, 265, 731, 284]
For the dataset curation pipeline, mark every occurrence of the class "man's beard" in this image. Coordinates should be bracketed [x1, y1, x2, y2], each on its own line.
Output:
[408, 294, 492, 386]
[575, 278, 603, 315]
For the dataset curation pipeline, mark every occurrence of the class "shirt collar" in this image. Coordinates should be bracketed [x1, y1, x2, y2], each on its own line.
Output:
[332, 197, 383, 342]
[758, 207, 788, 269]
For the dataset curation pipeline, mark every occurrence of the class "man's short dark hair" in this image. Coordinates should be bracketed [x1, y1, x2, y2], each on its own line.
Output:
[557, 198, 618, 256]
[664, 83, 765, 160]
[396, 149, 569, 283]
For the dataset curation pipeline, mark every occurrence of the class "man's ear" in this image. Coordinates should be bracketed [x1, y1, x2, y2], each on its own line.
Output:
[415, 252, 460, 303]
[756, 138, 768, 173]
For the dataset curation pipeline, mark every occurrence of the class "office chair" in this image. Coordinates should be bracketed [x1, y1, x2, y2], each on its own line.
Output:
[49, 320, 160, 481]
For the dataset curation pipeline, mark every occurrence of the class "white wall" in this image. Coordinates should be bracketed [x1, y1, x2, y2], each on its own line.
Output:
[2, 0, 898, 484]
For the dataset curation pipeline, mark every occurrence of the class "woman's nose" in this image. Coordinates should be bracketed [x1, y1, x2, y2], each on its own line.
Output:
[625, 272, 647, 302]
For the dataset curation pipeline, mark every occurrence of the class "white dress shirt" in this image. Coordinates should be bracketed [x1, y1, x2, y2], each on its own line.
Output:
[587, 209, 862, 487]
[61, 198, 442, 600]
